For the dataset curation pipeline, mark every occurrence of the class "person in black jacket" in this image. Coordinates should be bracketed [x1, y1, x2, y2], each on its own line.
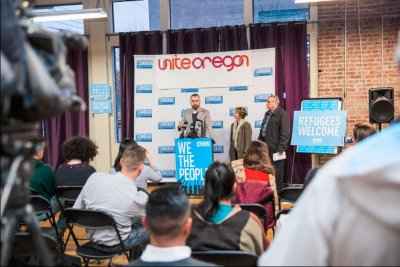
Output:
[129, 186, 214, 266]
[258, 95, 290, 191]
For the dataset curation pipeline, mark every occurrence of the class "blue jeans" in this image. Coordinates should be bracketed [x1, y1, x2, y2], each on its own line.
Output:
[123, 226, 149, 248]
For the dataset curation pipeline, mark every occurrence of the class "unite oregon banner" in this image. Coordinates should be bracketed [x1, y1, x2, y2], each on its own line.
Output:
[134, 48, 275, 180]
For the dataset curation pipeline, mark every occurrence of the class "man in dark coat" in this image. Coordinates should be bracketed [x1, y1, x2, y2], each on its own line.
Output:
[258, 95, 290, 191]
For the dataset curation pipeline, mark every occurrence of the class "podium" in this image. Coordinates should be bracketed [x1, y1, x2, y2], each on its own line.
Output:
[175, 138, 213, 195]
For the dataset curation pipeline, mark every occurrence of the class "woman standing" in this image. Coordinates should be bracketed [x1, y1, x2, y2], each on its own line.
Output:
[229, 107, 252, 161]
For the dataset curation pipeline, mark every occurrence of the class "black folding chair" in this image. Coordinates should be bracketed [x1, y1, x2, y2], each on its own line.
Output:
[192, 250, 258, 267]
[278, 184, 304, 205]
[29, 195, 64, 251]
[63, 208, 132, 267]
[239, 203, 267, 226]
[55, 185, 83, 208]
[11, 232, 81, 267]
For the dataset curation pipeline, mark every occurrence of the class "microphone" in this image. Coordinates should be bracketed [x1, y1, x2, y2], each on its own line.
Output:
[178, 120, 188, 131]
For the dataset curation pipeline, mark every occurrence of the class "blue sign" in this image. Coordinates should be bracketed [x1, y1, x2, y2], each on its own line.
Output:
[181, 88, 199, 93]
[291, 111, 347, 147]
[297, 99, 342, 154]
[205, 96, 223, 104]
[212, 121, 224, 129]
[158, 97, 175, 105]
[91, 100, 112, 114]
[90, 84, 111, 100]
[213, 144, 224, 153]
[158, 145, 175, 154]
[254, 94, 270, 103]
[136, 84, 152, 93]
[175, 138, 213, 194]
[160, 170, 176, 178]
[136, 109, 152, 118]
[136, 59, 153, 69]
[229, 86, 248, 91]
[254, 67, 273, 77]
[158, 121, 176, 130]
[136, 133, 152, 142]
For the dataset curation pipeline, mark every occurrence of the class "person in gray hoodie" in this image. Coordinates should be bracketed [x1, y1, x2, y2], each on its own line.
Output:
[258, 122, 400, 266]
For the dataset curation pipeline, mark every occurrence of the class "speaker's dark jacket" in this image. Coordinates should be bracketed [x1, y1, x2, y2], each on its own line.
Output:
[257, 106, 290, 154]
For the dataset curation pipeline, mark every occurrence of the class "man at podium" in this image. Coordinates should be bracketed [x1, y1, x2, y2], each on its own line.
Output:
[178, 93, 212, 138]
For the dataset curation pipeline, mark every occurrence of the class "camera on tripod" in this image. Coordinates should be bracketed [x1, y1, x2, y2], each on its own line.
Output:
[1, 0, 88, 266]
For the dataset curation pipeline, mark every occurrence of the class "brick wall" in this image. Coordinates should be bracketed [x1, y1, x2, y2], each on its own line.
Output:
[317, 0, 400, 165]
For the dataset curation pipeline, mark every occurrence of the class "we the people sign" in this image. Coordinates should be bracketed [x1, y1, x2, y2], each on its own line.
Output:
[175, 138, 213, 194]
[291, 111, 347, 147]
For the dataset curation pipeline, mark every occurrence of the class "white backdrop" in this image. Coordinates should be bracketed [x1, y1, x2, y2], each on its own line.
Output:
[134, 48, 275, 180]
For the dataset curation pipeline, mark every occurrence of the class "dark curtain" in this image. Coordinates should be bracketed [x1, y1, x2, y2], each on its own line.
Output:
[119, 31, 163, 139]
[43, 47, 89, 168]
[219, 25, 248, 51]
[250, 23, 311, 184]
[166, 27, 220, 53]
[166, 25, 248, 54]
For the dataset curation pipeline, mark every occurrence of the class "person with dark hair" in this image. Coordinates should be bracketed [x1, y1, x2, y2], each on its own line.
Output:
[29, 136, 56, 201]
[353, 123, 376, 143]
[73, 144, 149, 247]
[234, 140, 278, 230]
[112, 139, 161, 189]
[258, 95, 290, 192]
[55, 136, 98, 187]
[129, 186, 214, 266]
[243, 140, 275, 182]
[179, 94, 212, 138]
[187, 162, 267, 255]
[229, 107, 252, 161]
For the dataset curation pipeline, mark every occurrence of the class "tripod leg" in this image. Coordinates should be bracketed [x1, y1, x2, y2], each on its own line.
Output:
[0, 216, 18, 267]
[24, 205, 54, 267]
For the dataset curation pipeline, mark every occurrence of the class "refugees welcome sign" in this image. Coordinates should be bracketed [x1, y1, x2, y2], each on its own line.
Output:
[291, 111, 347, 147]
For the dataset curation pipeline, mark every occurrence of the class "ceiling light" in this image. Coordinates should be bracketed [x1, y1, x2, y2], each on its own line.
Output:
[32, 8, 107, 22]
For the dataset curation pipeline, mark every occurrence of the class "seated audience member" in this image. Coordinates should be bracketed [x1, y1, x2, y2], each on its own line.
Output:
[353, 122, 376, 143]
[187, 162, 267, 256]
[258, 122, 400, 266]
[56, 136, 98, 187]
[73, 144, 149, 247]
[112, 139, 161, 190]
[29, 136, 56, 202]
[233, 140, 278, 230]
[129, 186, 214, 266]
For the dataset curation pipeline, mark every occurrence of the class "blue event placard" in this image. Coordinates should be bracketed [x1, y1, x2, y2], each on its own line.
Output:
[90, 84, 111, 100]
[90, 84, 112, 114]
[297, 99, 342, 154]
[175, 138, 213, 194]
[91, 100, 112, 114]
[291, 111, 347, 147]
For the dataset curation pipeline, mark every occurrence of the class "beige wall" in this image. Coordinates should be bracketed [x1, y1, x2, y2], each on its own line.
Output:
[83, 0, 118, 171]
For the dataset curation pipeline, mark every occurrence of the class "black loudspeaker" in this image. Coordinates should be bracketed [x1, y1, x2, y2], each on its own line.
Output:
[369, 87, 394, 123]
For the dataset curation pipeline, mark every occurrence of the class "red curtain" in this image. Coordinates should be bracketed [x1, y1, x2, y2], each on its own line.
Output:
[43, 47, 89, 168]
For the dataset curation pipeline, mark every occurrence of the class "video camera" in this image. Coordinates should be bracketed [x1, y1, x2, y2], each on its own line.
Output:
[1, 1, 87, 265]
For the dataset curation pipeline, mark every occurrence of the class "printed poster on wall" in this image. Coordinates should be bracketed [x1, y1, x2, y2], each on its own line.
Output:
[134, 48, 276, 181]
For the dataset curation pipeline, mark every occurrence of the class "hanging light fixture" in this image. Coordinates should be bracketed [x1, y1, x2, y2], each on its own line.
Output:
[295, 0, 339, 3]
[31, 8, 107, 22]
